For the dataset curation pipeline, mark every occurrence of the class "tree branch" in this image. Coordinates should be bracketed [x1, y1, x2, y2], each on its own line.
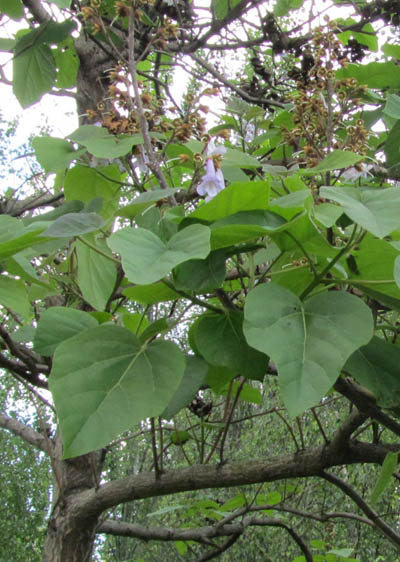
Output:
[0, 411, 49, 452]
[322, 470, 400, 550]
[74, 440, 397, 520]
[99, 515, 312, 561]
[22, 0, 51, 22]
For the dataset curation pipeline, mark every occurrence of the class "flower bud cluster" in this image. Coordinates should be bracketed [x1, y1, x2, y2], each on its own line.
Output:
[284, 21, 370, 168]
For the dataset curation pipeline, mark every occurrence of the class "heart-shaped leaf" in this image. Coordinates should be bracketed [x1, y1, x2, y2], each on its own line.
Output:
[49, 324, 186, 457]
[321, 186, 400, 238]
[243, 283, 373, 416]
[108, 224, 210, 284]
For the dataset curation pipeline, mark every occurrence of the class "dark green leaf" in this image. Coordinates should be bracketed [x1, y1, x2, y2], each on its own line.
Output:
[162, 356, 210, 419]
[32, 136, 81, 173]
[13, 43, 56, 107]
[173, 249, 226, 291]
[49, 325, 185, 457]
[75, 236, 117, 311]
[195, 311, 269, 380]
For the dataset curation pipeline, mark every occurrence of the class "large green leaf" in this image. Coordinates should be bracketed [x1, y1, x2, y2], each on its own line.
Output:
[195, 311, 269, 380]
[64, 165, 121, 219]
[209, 210, 289, 249]
[346, 237, 400, 307]
[243, 284, 373, 416]
[336, 61, 400, 89]
[75, 236, 117, 311]
[321, 186, 400, 238]
[13, 44, 56, 107]
[301, 150, 363, 174]
[32, 137, 82, 173]
[49, 325, 186, 457]
[345, 336, 400, 408]
[189, 181, 270, 222]
[162, 355, 210, 419]
[118, 188, 181, 219]
[53, 38, 79, 88]
[0, 216, 50, 261]
[108, 224, 210, 285]
[69, 125, 145, 158]
[42, 212, 104, 238]
[123, 281, 180, 304]
[34, 306, 98, 356]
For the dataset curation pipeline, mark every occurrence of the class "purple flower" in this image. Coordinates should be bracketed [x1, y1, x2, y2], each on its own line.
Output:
[197, 159, 225, 202]
[196, 141, 226, 202]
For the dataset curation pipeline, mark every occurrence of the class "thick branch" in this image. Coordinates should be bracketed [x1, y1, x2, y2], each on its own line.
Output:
[0, 411, 49, 452]
[73, 440, 396, 520]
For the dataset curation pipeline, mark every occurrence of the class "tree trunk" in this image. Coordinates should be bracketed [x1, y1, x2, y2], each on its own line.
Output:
[42, 433, 105, 560]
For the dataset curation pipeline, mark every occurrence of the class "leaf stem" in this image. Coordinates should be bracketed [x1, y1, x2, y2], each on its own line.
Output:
[299, 225, 359, 300]
[76, 236, 120, 264]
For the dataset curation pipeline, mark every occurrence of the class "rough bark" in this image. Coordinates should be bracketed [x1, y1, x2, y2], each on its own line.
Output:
[43, 435, 106, 562]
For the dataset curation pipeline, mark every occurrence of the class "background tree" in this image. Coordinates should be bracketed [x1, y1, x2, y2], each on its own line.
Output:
[2, 0, 400, 560]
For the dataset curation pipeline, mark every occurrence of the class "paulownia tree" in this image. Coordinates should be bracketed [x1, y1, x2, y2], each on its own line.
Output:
[3, 0, 400, 560]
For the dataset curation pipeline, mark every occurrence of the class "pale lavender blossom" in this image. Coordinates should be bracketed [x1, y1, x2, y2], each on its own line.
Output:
[196, 141, 226, 202]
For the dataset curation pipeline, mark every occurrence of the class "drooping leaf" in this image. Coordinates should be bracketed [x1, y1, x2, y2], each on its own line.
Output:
[13, 44, 56, 108]
[243, 283, 373, 416]
[195, 311, 269, 380]
[108, 224, 211, 285]
[34, 306, 98, 356]
[162, 355, 210, 419]
[370, 452, 398, 505]
[49, 325, 185, 457]
[75, 236, 117, 311]
[321, 186, 400, 238]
